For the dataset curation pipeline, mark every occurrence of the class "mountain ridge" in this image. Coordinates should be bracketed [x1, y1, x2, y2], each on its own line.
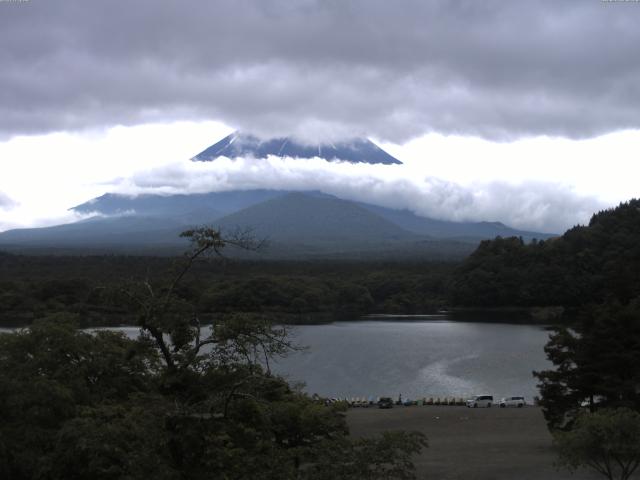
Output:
[0, 190, 555, 259]
[69, 189, 554, 242]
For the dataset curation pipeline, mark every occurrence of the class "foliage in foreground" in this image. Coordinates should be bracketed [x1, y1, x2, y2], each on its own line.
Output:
[554, 408, 640, 480]
[534, 299, 640, 430]
[0, 228, 427, 479]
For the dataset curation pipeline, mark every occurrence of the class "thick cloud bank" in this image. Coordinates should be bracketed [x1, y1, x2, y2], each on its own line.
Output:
[112, 157, 603, 234]
[1, 1, 640, 141]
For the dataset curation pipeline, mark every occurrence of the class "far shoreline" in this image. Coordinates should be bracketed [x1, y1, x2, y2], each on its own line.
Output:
[0, 307, 563, 330]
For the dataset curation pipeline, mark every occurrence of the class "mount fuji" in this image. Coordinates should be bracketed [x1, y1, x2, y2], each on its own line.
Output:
[193, 132, 402, 164]
[0, 132, 555, 257]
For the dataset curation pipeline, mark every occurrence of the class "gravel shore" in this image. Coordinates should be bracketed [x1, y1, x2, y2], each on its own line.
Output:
[347, 406, 602, 480]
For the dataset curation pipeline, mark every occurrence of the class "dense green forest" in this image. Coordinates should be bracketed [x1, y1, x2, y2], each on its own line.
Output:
[3, 200, 639, 328]
[0, 252, 454, 327]
[451, 199, 640, 309]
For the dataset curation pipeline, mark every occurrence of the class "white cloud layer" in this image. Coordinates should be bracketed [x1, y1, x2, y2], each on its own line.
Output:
[110, 155, 604, 234]
[1, 122, 637, 235]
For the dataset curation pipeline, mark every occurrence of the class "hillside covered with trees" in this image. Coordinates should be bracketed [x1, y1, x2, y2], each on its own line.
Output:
[451, 199, 640, 309]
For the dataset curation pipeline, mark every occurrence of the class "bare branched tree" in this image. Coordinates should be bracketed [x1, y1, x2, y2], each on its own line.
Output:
[120, 226, 289, 377]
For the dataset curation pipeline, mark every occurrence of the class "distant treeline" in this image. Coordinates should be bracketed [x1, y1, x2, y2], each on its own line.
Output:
[0, 253, 454, 327]
[450, 199, 640, 309]
[3, 199, 638, 327]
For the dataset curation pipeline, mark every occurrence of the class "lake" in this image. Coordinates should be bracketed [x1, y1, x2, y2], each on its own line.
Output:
[273, 319, 551, 402]
[1, 318, 552, 402]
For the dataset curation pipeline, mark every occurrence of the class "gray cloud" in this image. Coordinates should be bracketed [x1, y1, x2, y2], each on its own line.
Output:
[113, 157, 604, 233]
[1, 0, 640, 141]
[0, 192, 17, 210]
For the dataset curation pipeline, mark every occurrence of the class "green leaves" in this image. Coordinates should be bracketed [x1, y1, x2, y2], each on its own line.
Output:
[534, 300, 640, 430]
[0, 227, 428, 479]
[302, 430, 428, 480]
[51, 400, 177, 480]
[0, 317, 157, 479]
[452, 199, 640, 308]
[554, 408, 640, 480]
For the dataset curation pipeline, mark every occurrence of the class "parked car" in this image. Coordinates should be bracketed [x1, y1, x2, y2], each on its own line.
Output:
[580, 396, 604, 408]
[378, 397, 394, 409]
[466, 395, 494, 408]
[500, 396, 525, 408]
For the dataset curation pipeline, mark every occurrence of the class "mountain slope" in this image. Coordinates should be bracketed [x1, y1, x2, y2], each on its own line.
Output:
[209, 192, 476, 259]
[72, 190, 554, 242]
[193, 132, 402, 165]
[0, 215, 188, 249]
[1, 188, 556, 258]
[72, 190, 285, 218]
[358, 203, 555, 241]
[0, 192, 479, 259]
[214, 192, 416, 244]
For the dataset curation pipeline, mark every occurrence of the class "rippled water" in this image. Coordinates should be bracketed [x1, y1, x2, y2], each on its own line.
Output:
[272, 320, 551, 402]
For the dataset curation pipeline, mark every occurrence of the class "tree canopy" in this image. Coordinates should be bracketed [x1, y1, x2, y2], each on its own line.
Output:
[0, 227, 427, 479]
[554, 408, 640, 480]
[534, 299, 640, 430]
[451, 199, 640, 309]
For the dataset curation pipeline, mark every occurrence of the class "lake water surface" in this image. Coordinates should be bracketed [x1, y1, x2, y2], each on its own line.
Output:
[273, 319, 551, 402]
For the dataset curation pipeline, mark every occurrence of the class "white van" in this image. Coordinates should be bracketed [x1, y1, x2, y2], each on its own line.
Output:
[500, 396, 525, 408]
[466, 395, 494, 408]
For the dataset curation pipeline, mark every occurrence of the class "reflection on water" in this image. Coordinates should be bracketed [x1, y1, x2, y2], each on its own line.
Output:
[272, 320, 551, 401]
[1, 319, 552, 402]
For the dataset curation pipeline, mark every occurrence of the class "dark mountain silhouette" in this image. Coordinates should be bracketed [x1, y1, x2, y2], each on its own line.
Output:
[70, 189, 553, 243]
[0, 189, 553, 258]
[0, 215, 188, 249]
[214, 192, 414, 243]
[358, 203, 554, 242]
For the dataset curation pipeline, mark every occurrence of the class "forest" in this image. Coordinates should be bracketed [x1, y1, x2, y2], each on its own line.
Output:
[451, 199, 640, 309]
[2, 200, 640, 328]
[1, 201, 640, 478]
[0, 253, 454, 328]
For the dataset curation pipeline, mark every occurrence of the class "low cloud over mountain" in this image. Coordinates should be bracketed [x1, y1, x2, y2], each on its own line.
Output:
[0, 192, 16, 210]
[109, 154, 602, 234]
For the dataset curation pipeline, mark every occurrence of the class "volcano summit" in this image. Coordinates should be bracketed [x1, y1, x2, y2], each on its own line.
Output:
[193, 132, 402, 165]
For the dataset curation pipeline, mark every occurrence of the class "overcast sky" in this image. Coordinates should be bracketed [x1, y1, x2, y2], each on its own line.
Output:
[1, 0, 639, 233]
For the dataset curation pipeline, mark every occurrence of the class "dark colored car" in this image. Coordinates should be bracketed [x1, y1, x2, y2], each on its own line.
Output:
[378, 397, 394, 409]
